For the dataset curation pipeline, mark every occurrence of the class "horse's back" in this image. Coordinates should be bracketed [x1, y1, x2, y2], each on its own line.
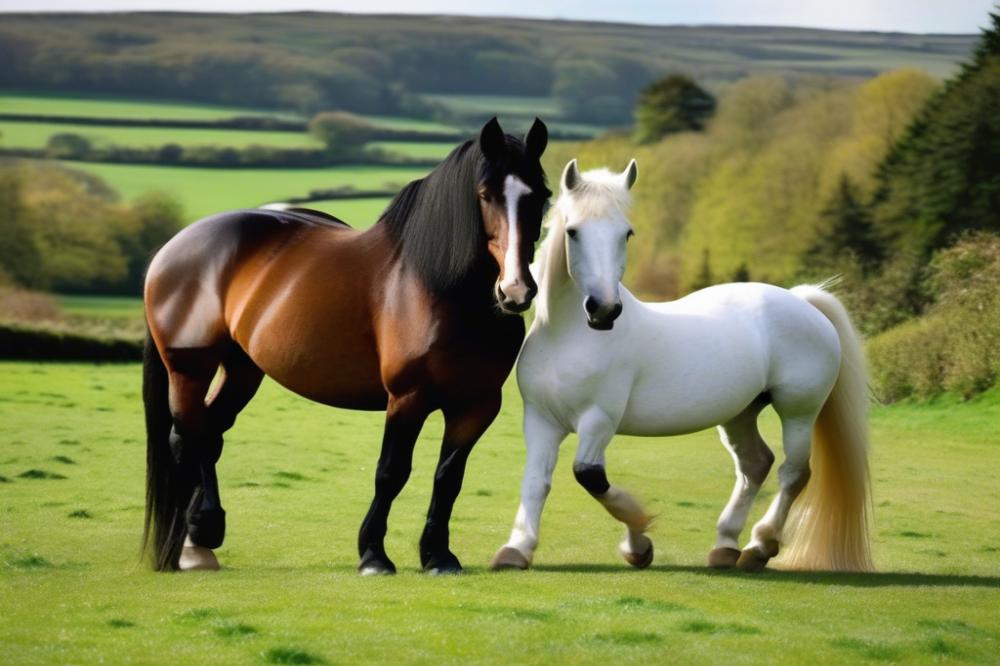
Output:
[144, 208, 357, 353]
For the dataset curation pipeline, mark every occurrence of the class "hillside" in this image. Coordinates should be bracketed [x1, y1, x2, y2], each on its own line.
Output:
[0, 13, 977, 125]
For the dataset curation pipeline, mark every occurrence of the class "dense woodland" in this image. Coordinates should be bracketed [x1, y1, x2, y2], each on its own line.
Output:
[0, 13, 974, 124]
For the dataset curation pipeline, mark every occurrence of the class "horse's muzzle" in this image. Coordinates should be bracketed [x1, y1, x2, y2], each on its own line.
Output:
[496, 282, 537, 315]
[585, 296, 622, 330]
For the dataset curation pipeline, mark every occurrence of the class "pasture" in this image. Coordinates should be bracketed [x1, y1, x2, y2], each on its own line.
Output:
[60, 162, 428, 221]
[0, 120, 320, 150]
[1, 362, 998, 663]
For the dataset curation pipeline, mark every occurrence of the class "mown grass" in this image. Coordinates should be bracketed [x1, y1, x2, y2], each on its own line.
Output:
[1, 361, 998, 663]
[57, 161, 429, 221]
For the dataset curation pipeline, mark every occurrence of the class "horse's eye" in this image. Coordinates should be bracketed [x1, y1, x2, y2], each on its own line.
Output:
[566, 228, 578, 239]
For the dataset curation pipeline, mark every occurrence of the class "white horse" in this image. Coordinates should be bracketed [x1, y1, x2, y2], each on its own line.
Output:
[490, 159, 873, 573]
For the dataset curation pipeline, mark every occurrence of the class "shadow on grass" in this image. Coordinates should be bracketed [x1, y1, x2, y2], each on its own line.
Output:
[526, 563, 1000, 588]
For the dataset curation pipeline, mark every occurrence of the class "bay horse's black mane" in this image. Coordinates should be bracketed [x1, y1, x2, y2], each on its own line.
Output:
[380, 133, 546, 296]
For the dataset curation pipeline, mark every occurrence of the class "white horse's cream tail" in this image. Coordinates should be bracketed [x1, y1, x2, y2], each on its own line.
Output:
[780, 285, 873, 572]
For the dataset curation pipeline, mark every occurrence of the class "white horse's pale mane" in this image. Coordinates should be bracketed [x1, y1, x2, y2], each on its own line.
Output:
[534, 169, 633, 324]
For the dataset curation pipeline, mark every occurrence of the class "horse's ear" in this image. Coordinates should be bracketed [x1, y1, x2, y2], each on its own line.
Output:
[621, 159, 638, 190]
[561, 159, 581, 193]
[479, 117, 506, 162]
[525, 117, 548, 160]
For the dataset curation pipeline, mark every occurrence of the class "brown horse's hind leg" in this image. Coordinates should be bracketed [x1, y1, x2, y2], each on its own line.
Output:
[358, 392, 430, 575]
[167, 343, 263, 571]
[420, 392, 501, 574]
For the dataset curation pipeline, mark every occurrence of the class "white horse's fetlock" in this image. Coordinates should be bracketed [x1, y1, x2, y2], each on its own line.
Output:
[490, 546, 532, 571]
[178, 539, 220, 571]
[620, 535, 654, 569]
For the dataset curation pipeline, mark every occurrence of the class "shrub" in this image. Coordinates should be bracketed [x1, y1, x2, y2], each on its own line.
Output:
[867, 232, 1000, 401]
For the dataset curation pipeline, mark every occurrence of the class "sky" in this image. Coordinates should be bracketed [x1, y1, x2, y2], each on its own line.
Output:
[0, 0, 994, 34]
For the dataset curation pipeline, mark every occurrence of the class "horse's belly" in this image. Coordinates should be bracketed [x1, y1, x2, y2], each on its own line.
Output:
[617, 348, 767, 436]
[260, 349, 387, 410]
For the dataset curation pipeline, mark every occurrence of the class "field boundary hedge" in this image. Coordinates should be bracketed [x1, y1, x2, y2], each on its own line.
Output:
[0, 113, 471, 142]
[0, 322, 142, 362]
[0, 147, 440, 169]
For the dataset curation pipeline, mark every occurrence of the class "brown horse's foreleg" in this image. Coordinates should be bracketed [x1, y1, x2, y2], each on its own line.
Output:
[420, 392, 502, 574]
[358, 392, 429, 575]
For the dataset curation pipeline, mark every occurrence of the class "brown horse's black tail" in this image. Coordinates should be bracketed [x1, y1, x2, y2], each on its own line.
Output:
[142, 329, 189, 571]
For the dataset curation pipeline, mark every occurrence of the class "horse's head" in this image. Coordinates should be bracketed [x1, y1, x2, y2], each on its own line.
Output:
[477, 117, 550, 314]
[558, 158, 638, 330]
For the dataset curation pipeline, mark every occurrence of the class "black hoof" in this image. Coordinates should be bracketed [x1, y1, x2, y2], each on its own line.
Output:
[423, 551, 463, 575]
[359, 549, 396, 576]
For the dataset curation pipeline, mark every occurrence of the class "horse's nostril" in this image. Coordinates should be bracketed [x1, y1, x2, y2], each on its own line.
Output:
[584, 297, 599, 314]
[526, 285, 538, 301]
[610, 302, 623, 319]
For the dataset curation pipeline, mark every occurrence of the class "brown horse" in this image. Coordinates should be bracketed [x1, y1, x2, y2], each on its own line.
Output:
[142, 118, 550, 575]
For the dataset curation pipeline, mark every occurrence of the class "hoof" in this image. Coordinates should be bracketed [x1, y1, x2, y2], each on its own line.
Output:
[736, 539, 779, 573]
[490, 546, 531, 571]
[359, 561, 396, 576]
[359, 549, 396, 576]
[621, 537, 654, 569]
[708, 547, 741, 569]
[178, 544, 220, 571]
[423, 552, 463, 576]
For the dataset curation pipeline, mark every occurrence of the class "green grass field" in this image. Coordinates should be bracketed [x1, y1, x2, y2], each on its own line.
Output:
[0, 93, 298, 121]
[1, 362, 998, 663]
[59, 162, 427, 221]
[369, 141, 456, 160]
[0, 120, 320, 150]
[57, 295, 144, 319]
[301, 198, 391, 227]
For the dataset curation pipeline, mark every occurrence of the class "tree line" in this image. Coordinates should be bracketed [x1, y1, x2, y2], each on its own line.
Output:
[543, 11, 1000, 398]
[0, 13, 974, 125]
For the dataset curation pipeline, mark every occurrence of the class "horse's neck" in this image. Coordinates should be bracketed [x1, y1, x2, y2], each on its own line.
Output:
[534, 214, 582, 331]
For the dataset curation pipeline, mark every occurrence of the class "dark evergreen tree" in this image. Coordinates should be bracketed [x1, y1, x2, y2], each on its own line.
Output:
[690, 248, 714, 291]
[872, 11, 1000, 256]
[808, 175, 882, 272]
[633, 74, 716, 144]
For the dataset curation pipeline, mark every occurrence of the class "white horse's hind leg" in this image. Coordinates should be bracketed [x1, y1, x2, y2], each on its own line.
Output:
[572, 407, 653, 569]
[738, 413, 815, 571]
[709, 404, 774, 569]
[491, 405, 567, 570]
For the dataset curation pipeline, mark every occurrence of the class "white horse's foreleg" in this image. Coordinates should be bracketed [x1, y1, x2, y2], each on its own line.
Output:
[491, 405, 566, 570]
[573, 408, 653, 568]
[709, 406, 774, 568]
[738, 413, 814, 571]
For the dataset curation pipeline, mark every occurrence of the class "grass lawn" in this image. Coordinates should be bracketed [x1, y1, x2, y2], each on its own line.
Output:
[59, 162, 429, 221]
[1, 362, 997, 663]
[0, 120, 319, 150]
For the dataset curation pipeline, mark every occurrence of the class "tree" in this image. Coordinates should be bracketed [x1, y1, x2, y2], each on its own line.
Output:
[0, 169, 42, 287]
[690, 248, 714, 291]
[807, 175, 882, 273]
[633, 74, 716, 144]
[873, 11, 1000, 259]
[46, 133, 92, 160]
[308, 111, 375, 156]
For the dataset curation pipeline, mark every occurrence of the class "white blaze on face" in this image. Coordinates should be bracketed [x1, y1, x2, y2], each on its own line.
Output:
[499, 174, 531, 301]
